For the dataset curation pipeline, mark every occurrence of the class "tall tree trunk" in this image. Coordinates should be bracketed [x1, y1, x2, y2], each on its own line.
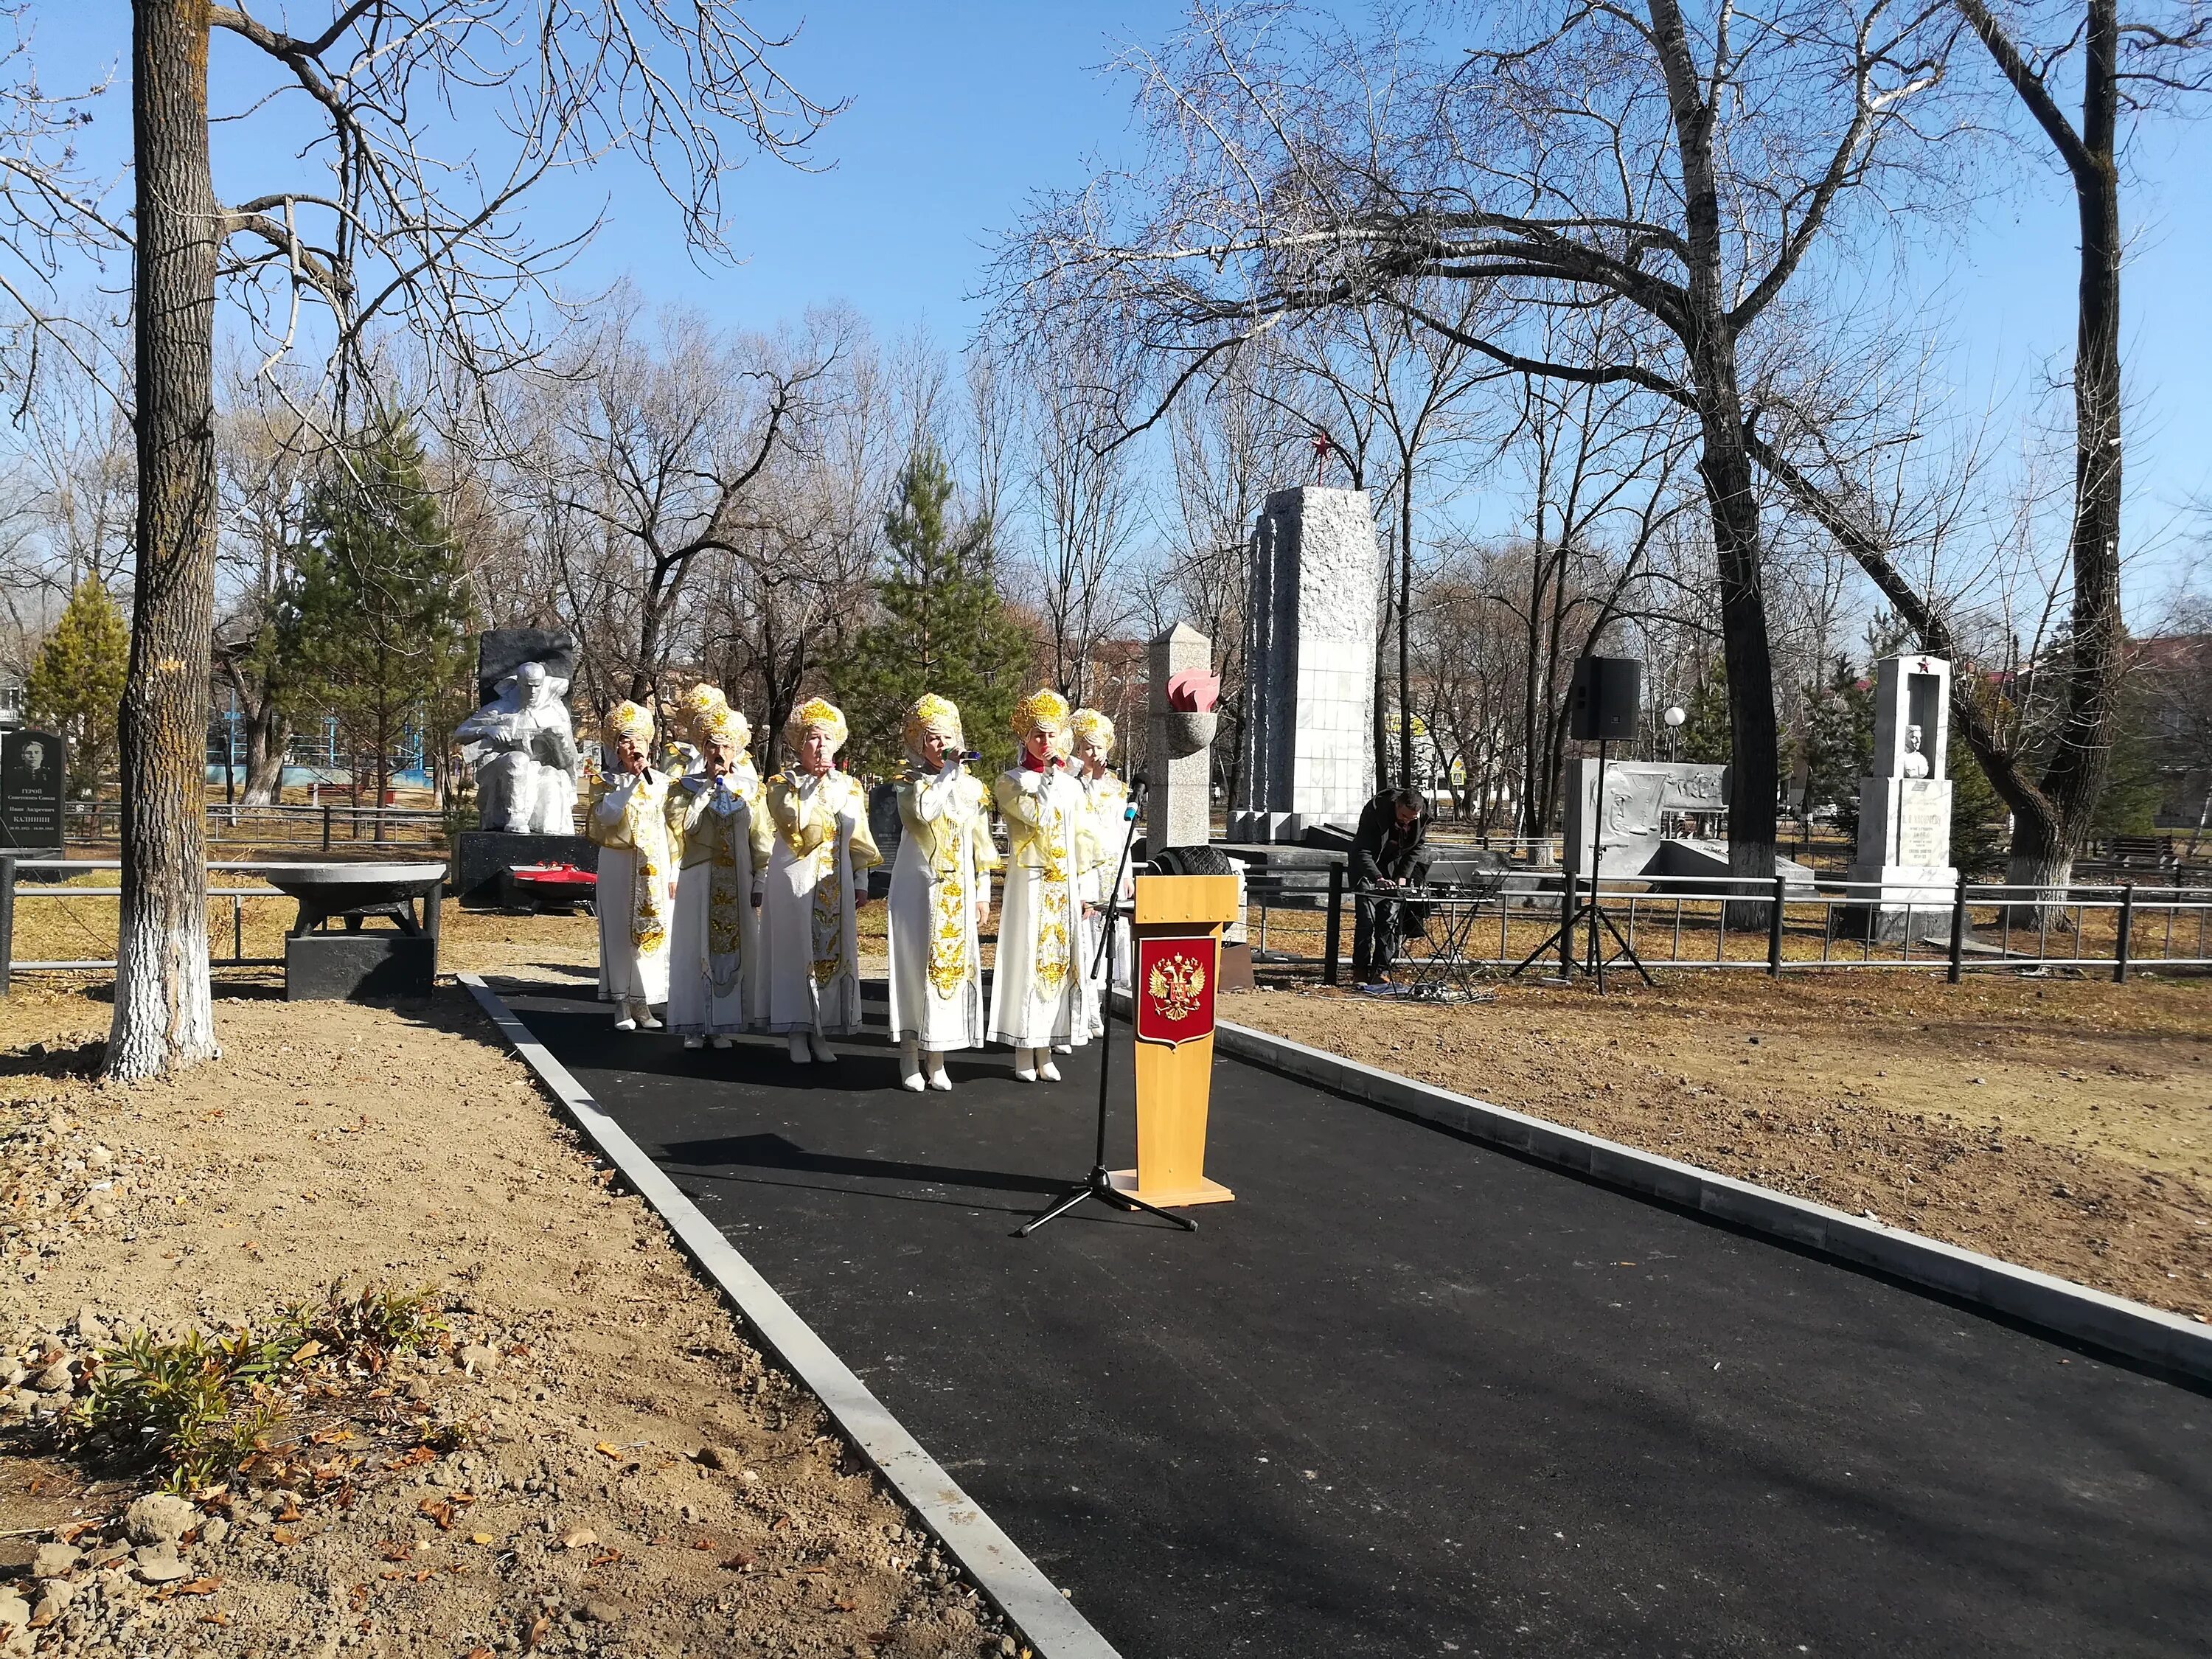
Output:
[2006, 0, 2123, 904]
[108, 0, 220, 1081]
[1398, 482, 1415, 790]
[1700, 419, 1781, 890]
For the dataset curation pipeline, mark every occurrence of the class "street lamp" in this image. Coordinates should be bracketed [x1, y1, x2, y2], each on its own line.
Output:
[1663, 703, 1685, 764]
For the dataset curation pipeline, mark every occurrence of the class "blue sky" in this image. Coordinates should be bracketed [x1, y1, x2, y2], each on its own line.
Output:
[28, 3, 2212, 582]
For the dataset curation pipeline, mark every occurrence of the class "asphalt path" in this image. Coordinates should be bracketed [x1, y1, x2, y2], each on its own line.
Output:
[498, 984, 2212, 1658]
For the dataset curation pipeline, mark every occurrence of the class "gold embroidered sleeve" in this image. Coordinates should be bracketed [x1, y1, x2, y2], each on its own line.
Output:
[845, 782, 883, 872]
[745, 787, 775, 872]
[968, 806, 1003, 874]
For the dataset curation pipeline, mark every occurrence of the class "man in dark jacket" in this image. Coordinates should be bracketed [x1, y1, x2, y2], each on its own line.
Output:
[1350, 787, 1428, 984]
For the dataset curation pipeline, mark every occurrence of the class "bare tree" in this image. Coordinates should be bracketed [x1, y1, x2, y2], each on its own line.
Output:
[1753, 0, 2210, 897]
[1022, 365, 1142, 705]
[6, 4, 840, 1077]
[527, 304, 838, 709]
[998, 1, 1960, 885]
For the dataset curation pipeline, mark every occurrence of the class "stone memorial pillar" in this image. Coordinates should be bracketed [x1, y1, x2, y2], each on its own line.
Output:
[1230, 486, 1378, 843]
[1147, 622, 1217, 854]
[1845, 653, 1957, 940]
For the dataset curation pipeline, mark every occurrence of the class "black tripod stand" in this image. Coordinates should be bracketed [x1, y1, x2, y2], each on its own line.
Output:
[1508, 738, 1654, 992]
[1019, 782, 1198, 1238]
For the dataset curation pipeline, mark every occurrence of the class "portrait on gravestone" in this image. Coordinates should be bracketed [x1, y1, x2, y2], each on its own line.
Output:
[1, 727, 66, 854]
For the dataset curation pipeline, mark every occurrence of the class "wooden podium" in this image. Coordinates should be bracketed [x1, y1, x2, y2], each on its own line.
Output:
[1108, 873, 1238, 1208]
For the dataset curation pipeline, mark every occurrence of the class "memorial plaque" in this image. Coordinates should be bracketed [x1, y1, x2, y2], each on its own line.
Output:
[1895, 785, 1947, 868]
[0, 728, 65, 854]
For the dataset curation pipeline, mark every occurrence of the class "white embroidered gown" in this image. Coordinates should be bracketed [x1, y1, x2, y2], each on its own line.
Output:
[587, 770, 672, 1006]
[664, 773, 771, 1037]
[886, 765, 999, 1051]
[759, 770, 880, 1037]
[987, 765, 1096, 1050]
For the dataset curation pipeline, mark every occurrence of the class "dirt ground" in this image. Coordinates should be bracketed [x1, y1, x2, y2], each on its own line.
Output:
[1228, 972, 2212, 1319]
[0, 977, 1015, 1659]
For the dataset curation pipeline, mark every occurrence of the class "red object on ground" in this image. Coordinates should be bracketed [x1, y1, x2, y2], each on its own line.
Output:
[509, 863, 597, 891]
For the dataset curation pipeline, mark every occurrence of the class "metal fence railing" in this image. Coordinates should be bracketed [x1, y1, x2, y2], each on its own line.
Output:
[60, 801, 458, 849]
[1240, 864, 2212, 987]
[0, 857, 308, 988]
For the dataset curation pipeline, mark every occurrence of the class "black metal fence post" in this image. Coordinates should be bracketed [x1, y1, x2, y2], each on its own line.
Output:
[1322, 861, 1343, 987]
[0, 853, 15, 998]
[321, 804, 333, 851]
[1559, 869, 1578, 977]
[1947, 873, 1969, 984]
[2115, 881, 2135, 984]
[1767, 874, 1787, 976]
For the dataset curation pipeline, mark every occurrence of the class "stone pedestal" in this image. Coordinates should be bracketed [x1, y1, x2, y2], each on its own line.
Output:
[1147, 623, 1217, 852]
[285, 933, 437, 1001]
[1843, 654, 1958, 940]
[1228, 487, 1377, 842]
[453, 829, 597, 909]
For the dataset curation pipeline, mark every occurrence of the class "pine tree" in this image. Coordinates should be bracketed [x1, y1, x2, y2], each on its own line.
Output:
[276, 414, 470, 828]
[1797, 656, 1874, 838]
[25, 577, 131, 797]
[832, 445, 1032, 776]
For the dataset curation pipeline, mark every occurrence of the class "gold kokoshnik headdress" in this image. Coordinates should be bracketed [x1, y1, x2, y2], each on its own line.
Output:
[1012, 686, 1071, 737]
[604, 700, 654, 747]
[784, 696, 848, 753]
[698, 702, 751, 754]
[902, 693, 965, 759]
[676, 682, 728, 736]
[1069, 707, 1116, 757]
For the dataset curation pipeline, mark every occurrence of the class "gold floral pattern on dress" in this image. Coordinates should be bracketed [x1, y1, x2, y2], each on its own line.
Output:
[1033, 879, 1071, 999]
[927, 867, 968, 999]
[810, 869, 843, 985]
[705, 790, 746, 995]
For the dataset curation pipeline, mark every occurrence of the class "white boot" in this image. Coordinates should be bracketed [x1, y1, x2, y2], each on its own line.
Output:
[809, 1032, 838, 1065]
[635, 1001, 662, 1030]
[1012, 1046, 1039, 1083]
[900, 1040, 926, 1093]
[926, 1052, 952, 1091]
[613, 1007, 638, 1033]
[1038, 1051, 1063, 1083]
[787, 1033, 811, 1065]
[1051, 1042, 1074, 1054]
[682, 1034, 704, 1051]
[709, 1034, 734, 1050]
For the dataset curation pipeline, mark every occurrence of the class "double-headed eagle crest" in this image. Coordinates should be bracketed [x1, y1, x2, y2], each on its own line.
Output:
[1146, 950, 1208, 1023]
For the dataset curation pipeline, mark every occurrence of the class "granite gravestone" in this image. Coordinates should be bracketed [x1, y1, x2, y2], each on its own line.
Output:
[1844, 653, 1958, 940]
[1230, 486, 1379, 843]
[0, 728, 65, 855]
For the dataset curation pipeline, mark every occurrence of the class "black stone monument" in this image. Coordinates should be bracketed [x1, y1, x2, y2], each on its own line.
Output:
[1, 728, 66, 856]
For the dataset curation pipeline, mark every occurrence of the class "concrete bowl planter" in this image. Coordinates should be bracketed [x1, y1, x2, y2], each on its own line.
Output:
[1161, 710, 1219, 758]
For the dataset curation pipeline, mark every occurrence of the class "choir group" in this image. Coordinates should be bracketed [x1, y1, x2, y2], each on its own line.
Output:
[582, 686, 1134, 1091]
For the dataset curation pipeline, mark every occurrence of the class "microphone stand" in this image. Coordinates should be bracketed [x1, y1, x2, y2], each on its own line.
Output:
[1020, 777, 1197, 1237]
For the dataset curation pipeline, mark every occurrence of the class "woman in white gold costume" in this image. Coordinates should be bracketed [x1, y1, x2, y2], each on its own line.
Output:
[760, 698, 880, 1063]
[586, 700, 672, 1031]
[1070, 707, 1133, 1039]
[987, 689, 1097, 1082]
[664, 700, 771, 1049]
[885, 695, 1000, 1092]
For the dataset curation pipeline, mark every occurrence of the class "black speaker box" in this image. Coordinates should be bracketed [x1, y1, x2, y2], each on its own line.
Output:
[1568, 655, 1641, 742]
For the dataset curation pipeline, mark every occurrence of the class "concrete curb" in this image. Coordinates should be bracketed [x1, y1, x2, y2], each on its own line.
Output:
[1212, 1013, 2212, 1386]
[458, 974, 1121, 1659]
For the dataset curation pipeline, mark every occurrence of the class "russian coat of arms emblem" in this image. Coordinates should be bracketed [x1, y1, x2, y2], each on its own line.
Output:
[1147, 950, 1208, 1023]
